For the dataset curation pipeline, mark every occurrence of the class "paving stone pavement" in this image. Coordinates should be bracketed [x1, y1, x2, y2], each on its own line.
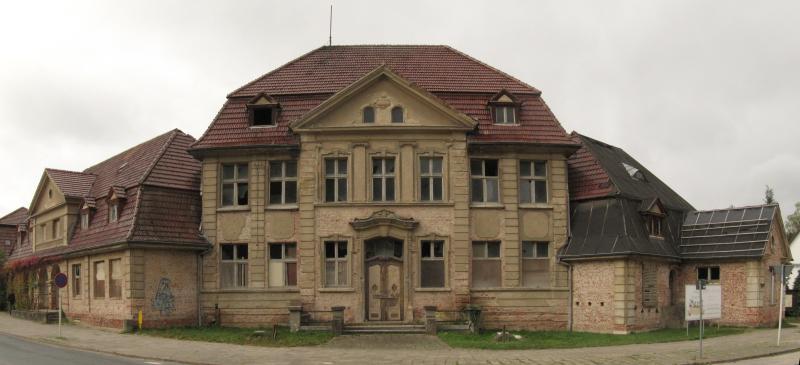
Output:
[1, 313, 800, 365]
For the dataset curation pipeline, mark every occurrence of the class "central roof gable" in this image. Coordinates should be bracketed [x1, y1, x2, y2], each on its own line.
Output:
[290, 66, 477, 133]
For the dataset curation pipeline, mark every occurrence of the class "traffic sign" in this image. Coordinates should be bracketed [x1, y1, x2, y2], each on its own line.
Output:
[54, 272, 68, 288]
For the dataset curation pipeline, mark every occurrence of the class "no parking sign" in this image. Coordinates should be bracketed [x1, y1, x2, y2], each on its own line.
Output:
[54, 272, 67, 288]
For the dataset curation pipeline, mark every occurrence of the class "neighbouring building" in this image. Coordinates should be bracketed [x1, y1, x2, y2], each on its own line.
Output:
[0, 207, 27, 257]
[563, 133, 791, 333]
[4, 129, 209, 327]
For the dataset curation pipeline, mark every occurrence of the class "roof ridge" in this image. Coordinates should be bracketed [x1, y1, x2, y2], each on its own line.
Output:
[226, 45, 327, 98]
[82, 129, 180, 174]
[441, 45, 540, 95]
[44, 167, 94, 176]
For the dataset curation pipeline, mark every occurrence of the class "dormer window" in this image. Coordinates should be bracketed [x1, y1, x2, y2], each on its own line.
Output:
[246, 93, 280, 127]
[489, 90, 519, 125]
[641, 198, 666, 238]
[363, 106, 375, 123]
[391, 106, 404, 123]
[109, 203, 119, 223]
[645, 215, 662, 237]
[81, 212, 90, 229]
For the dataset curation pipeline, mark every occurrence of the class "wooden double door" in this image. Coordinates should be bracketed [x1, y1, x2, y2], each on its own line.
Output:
[365, 238, 404, 321]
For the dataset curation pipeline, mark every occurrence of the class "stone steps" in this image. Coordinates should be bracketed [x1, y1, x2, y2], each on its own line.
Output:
[343, 323, 426, 334]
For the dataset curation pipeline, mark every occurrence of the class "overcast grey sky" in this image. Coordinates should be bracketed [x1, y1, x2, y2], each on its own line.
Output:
[1, 0, 798, 220]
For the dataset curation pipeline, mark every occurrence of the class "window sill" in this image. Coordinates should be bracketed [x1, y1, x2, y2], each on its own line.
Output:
[318, 287, 355, 293]
[470, 287, 567, 292]
[415, 287, 451, 292]
[249, 124, 277, 129]
[518, 203, 553, 210]
[469, 203, 505, 209]
[203, 288, 300, 294]
[315, 202, 455, 207]
[216, 206, 250, 213]
[491, 123, 521, 126]
[266, 204, 299, 211]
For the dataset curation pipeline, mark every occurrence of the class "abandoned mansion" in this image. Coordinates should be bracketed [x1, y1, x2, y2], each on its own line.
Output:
[2, 45, 790, 334]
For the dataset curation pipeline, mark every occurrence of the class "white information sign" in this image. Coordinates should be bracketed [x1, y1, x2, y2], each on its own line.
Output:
[685, 284, 721, 320]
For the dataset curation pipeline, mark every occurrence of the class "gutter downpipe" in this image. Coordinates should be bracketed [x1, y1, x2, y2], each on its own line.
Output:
[565, 160, 573, 332]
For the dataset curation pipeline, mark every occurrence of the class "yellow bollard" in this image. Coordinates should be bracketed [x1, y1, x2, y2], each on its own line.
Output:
[138, 309, 143, 331]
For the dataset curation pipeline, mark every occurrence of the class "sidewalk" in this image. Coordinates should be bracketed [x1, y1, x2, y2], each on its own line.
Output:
[1, 313, 799, 365]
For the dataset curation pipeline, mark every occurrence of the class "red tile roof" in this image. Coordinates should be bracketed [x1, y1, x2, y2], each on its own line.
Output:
[7, 130, 207, 266]
[45, 169, 95, 199]
[567, 133, 615, 200]
[0, 207, 28, 226]
[192, 45, 577, 150]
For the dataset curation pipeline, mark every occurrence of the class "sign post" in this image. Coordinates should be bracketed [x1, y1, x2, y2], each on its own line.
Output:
[53, 272, 68, 337]
[777, 264, 793, 346]
[696, 279, 706, 358]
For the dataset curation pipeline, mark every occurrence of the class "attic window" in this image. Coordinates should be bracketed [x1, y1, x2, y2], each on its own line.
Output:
[391, 106, 404, 123]
[489, 91, 519, 124]
[251, 106, 276, 126]
[645, 215, 663, 237]
[494, 106, 517, 124]
[363, 106, 375, 123]
[109, 203, 119, 223]
[246, 94, 280, 127]
[622, 162, 646, 181]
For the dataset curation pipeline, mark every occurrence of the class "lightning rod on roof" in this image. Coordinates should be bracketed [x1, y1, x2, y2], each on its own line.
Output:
[328, 4, 333, 46]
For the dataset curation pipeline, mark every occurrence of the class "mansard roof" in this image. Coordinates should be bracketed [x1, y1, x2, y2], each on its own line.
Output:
[567, 132, 694, 211]
[191, 45, 577, 152]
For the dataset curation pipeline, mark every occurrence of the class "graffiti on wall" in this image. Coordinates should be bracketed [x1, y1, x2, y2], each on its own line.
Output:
[152, 277, 175, 315]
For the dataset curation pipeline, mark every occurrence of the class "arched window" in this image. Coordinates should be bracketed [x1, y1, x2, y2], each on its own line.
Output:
[391, 106, 404, 123]
[363, 107, 375, 123]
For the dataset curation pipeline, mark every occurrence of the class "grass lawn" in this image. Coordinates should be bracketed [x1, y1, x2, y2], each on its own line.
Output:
[139, 326, 333, 347]
[438, 326, 749, 350]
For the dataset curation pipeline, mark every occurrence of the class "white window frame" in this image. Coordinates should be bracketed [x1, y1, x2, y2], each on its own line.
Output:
[268, 160, 298, 206]
[324, 158, 348, 203]
[371, 157, 396, 202]
[493, 105, 517, 124]
[221, 163, 249, 207]
[220, 243, 248, 289]
[470, 159, 499, 203]
[269, 242, 297, 287]
[519, 160, 548, 204]
[419, 156, 444, 202]
[324, 241, 349, 288]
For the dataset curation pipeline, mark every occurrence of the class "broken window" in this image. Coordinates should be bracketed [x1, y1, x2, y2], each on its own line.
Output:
[72, 264, 81, 297]
[372, 157, 396, 201]
[471, 241, 501, 288]
[93, 261, 105, 298]
[420, 240, 445, 288]
[221, 244, 248, 288]
[420, 156, 443, 202]
[391, 106, 404, 123]
[363, 106, 375, 123]
[325, 158, 348, 202]
[519, 160, 548, 204]
[221, 163, 249, 207]
[109, 259, 122, 298]
[250, 106, 276, 126]
[697, 266, 720, 282]
[269, 161, 298, 205]
[521, 241, 549, 287]
[324, 241, 349, 287]
[642, 263, 657, 308]
[269, 243, 297, 287]
[470, 159, 499, 203]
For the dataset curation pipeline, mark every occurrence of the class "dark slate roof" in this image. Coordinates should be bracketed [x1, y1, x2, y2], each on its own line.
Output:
[562, 198, 684, 260]
[191, 45, 577, 151]
[680, 204, 778, 259]
[568, 133, 694, 211]
[0, 207, 28, 226]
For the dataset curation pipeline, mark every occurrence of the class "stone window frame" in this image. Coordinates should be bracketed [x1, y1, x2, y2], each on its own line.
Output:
[267, 160, 298, 207]
[391, 105, 405, 123]
[220, 162, 250, 208]
[416, 235, 449, 290]
[417, 152, 446, 202]
[519, 160, 549, 205]
[108, 258, 123, 299]
[520, 241, 550, 288]
[469, 158, 501, 205]
[362, 106, 376, 124]
[318, 234, 353, 291]
[72, 263, 81, 297]
[93, 260, 106, 299]
[220, 243, 249, 289]
[322, 238, 351, 288]
[51, 218, 61, 239]
[268, 242, 298, 288]
[369, 152, 398, 202]
[321, 152, 350, 203]
[470, 240, 503, 289]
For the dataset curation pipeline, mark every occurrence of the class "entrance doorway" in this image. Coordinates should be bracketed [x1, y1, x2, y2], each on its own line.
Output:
[364, 238, 403, 321]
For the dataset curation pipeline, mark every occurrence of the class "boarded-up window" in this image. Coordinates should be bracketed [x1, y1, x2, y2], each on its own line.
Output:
[269, 243, 297, 287]
[324, 241, 348, 287]
[72, 264, 81, 297]
[642, 263, 657, 308]
[109, 259, 122, 298]
[521, 241, 549, 287]
[471, 241, 501, 288]
[93, 261, 105, 298]
[421, 240, 445, 288]
[221, 244, 248, 288]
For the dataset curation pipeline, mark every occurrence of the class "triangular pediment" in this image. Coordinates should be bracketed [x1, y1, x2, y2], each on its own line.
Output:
[291, 65, 477, 132]
[30, 172, 67, 215]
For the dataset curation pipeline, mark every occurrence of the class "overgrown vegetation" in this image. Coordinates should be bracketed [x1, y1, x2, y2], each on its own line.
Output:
[139, 326, 334, 347]
[438, 326, 749, 350]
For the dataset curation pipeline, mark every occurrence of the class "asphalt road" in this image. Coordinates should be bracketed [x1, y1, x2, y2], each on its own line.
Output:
[0, 334, 183, 365]
[721, 350, 800, 365]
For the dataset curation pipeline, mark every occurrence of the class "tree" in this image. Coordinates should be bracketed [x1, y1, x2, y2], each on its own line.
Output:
[765, 185, 776, 204]
[0, 250, 5, 310]
[787, 202, 800, 244]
